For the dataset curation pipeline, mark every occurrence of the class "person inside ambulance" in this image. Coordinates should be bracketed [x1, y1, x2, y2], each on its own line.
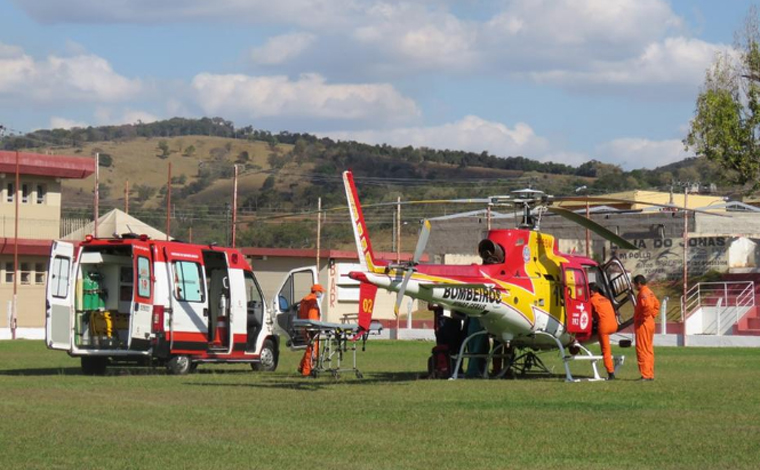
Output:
[589, 283, 617, 381]
[298, 284, 324, 377]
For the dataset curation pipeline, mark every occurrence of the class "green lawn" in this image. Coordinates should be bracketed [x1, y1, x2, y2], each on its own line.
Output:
[1, 340, 759, 469]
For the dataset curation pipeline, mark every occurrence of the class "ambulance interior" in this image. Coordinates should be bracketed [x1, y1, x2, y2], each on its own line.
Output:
[74, 245, 135, 350]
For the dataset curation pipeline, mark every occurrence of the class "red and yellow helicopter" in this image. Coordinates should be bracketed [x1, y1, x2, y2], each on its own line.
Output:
[341, 170, 720, 381]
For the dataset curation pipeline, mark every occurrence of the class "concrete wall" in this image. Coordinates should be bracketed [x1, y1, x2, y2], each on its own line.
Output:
[0, 255, 49, 328]
[0, 176, 61, 239]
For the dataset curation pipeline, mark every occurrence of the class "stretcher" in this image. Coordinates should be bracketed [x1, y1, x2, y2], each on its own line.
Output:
[293, 319, 382, 379]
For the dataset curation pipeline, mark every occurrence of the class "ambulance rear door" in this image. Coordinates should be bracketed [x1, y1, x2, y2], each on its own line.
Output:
[129, 241, 154, 350]
[272, 266, 318, 347]
[45, 241, 75, 351]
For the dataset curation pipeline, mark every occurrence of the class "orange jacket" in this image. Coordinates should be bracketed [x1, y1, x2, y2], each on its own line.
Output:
[298, 293, 320, 321]
[634, 285, 660, 324]
[590, 292, 618, 334]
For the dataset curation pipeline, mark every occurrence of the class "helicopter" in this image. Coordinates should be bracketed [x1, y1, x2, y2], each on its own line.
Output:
[341, 170, 723, 381]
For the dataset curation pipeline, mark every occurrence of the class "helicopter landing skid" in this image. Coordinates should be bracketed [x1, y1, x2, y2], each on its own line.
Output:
[534, 330, 619, 382]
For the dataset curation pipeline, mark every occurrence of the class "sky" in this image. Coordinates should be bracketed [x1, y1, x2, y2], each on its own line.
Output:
[0, 0, 755, 170]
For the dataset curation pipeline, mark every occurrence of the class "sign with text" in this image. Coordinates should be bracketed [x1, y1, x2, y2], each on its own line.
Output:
[617, 237, 729, 281]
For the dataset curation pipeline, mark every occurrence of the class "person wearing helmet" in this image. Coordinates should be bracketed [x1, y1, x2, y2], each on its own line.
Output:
[298, 284, 325, 377]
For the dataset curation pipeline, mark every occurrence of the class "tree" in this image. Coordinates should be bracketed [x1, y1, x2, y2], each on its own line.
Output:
[686, 7, 760, 192]
[183, 145, 196, 157]
[157, 140, 170, 159]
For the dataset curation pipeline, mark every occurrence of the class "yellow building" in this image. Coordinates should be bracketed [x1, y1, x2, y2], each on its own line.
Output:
[559, 189, 726, 212]
[0, 150, 95, 338]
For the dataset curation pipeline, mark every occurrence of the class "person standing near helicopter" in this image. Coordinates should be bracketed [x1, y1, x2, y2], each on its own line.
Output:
[589, 284, 617, 380]
[633, 275, 660, 381]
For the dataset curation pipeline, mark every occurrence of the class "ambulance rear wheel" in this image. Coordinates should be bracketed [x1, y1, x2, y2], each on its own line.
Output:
[81, 356, 108, 375]
[166, 355, 192, 375]
[251, 339, 278, 372]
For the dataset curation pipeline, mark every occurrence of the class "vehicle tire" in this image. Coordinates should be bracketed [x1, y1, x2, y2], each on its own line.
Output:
[166, 355, 192, 375]
[251, 338, 278, 372]
[81, 356, 108, 376]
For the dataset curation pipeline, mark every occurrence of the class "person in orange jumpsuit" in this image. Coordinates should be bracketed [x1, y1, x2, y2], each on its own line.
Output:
[633, 275, 660, 381]
[589, 284, 618, 380]
[298, 284, 324, 377]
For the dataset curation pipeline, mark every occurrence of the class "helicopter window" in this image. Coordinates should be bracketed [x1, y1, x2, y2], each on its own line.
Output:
[564, 268, 588, 301]
[543, 274, 555, 281]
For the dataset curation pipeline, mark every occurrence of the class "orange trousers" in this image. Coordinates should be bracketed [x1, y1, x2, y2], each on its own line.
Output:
[598, 333, 614, 374]
[299, 334, 319, 376]
[635, 318, 655, 379]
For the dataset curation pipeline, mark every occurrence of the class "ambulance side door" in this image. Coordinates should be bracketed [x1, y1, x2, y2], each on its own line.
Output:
[272, 266, 318, 347]
[129, 241, 154, 350]
[45, 241, 76, 351]
[164, 246, 209, 347]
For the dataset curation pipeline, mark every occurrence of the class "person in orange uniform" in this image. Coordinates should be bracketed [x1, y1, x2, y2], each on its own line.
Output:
[298, 284, 324, 377]
[633, 275, 660, 381]
[589, 284, 618, 380]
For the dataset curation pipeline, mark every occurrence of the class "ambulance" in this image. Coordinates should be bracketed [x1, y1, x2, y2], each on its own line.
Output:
[45, 235, 315, 375]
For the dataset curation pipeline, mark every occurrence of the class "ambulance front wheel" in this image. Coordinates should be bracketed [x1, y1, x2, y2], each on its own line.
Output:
[81, 356, 108, 375]
[251, 338, 278, 372]
[166, 355, 192, 375]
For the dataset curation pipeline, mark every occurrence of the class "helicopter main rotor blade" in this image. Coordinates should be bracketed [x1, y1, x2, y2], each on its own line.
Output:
[554, 196, 729, 217]
[547, 207, 639, 251]
[394, 269, 414, 317]
[413, 220, 431, 263]
[395, 219, 432, 316]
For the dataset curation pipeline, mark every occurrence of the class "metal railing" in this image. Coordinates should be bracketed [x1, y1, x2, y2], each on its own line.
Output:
[681, 281, 755, 335]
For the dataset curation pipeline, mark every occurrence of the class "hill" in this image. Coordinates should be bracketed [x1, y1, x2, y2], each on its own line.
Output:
[0, 117, 730, 248]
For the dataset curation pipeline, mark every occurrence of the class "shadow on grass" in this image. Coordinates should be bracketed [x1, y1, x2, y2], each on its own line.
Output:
[0, 367, 84, 376]
[184, 371, 427, 391]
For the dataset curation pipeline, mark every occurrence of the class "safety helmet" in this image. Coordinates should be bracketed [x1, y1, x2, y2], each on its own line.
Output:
[311, 284, 325, 293]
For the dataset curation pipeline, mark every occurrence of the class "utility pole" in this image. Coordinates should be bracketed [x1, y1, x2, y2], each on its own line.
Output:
[231, 165, 238, 248]
[94, 153, 99, 238]
[11, 150, 19, 340]
[166, 162, 171, 241]
[124, 180, 129, 215]
[682, 187, 689, 346]
[316, 197, 322, 270]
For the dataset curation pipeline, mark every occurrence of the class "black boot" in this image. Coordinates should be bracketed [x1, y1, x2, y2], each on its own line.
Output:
[607, 373, 615, 381]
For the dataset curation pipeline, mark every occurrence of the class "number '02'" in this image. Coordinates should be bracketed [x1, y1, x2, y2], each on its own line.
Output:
[362, 298, 374, 313]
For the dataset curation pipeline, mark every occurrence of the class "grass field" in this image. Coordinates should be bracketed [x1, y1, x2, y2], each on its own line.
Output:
[1, 340, 759, 469]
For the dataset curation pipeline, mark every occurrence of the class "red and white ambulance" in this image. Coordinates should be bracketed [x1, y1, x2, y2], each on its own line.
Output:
[45, 235, 301, 375]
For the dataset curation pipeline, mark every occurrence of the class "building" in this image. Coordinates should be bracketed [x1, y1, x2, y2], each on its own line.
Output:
[241, 248, 427, 326]
[0, 151, 95, 338]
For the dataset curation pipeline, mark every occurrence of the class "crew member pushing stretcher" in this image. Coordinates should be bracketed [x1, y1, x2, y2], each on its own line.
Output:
[298, 284, 324, 377]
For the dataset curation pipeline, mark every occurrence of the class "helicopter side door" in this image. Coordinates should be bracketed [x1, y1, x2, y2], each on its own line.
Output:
[563, 267, 592, 339]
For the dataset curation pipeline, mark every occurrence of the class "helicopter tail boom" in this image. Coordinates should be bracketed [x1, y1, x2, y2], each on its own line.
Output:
[343, 171, 382, 273]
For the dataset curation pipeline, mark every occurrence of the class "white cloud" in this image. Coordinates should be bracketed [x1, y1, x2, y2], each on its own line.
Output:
[191, 72, 420, 123]
[531, 37, 725, 90]
[94, 107, 159, 125]
[49, 117, 89, 129]
[596, 137, 690, 170]
[251, 32, 316, 65]
[321, 115, 550, 157]
[0, 42, 141, 103]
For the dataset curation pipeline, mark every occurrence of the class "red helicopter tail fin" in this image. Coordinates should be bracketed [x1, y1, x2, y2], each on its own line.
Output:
[343, 170, 380, 273]
[358, 281, 378, 332]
